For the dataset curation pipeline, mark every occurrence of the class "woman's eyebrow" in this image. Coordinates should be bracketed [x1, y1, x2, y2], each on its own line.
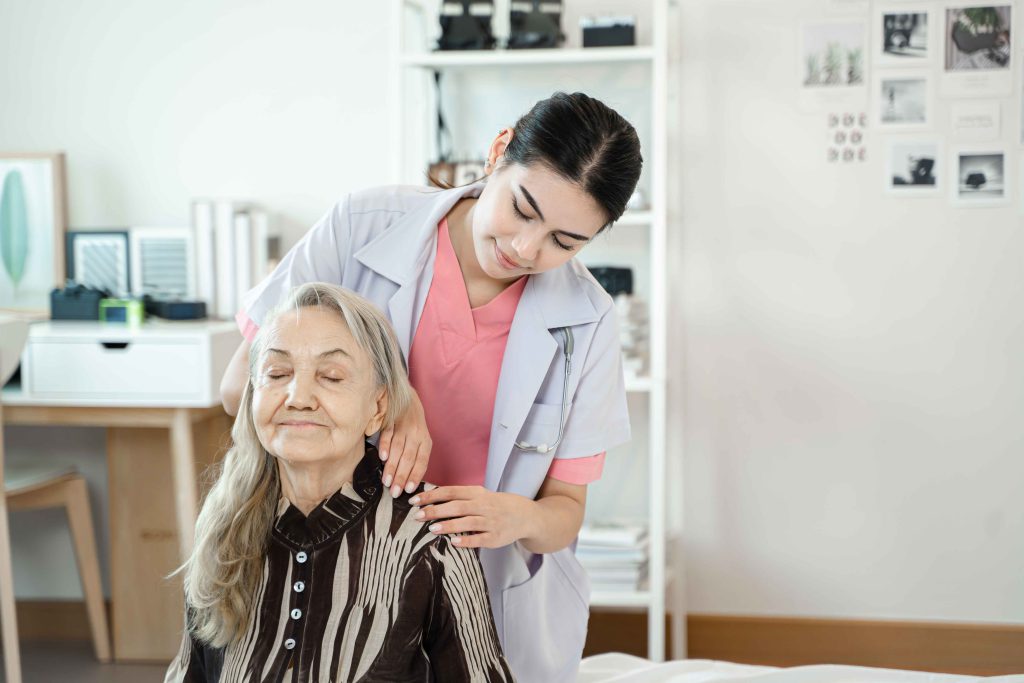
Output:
[265, 348, 352, 360]
[318, 348, 352, 360]
[517, 184, 546, 222]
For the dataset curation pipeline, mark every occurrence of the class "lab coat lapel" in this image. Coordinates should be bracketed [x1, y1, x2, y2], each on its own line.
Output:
[484, 264, 603, 492]
[354, 183, 485, 358]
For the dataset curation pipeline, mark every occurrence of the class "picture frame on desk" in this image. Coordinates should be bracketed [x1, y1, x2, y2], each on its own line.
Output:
[0, 152, 67, 316]
[65, 230, 131, 297]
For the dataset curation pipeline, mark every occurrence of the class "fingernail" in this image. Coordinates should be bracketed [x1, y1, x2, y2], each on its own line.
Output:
[414, 511, 425, 520]
[429, 524, 441, 533]
[409, 496, 420, 505]
[405, 482, 416, 494]
[391, 485, 401, 498]
[380, 450, 388, 461]
[451, 537, 461, 545]
[383, 474, 392, 487]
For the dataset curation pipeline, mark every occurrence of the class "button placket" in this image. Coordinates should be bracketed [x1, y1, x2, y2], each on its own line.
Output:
[286, 544, 312, 658]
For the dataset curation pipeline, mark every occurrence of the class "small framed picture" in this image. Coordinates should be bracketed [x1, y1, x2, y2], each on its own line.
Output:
[876, 5, 932, 67]
[875, 72, 931, 129]
[951, 148, 1009, 206]
[886, 139, 941, 195]
[941, 5, 1013, 97]
[0, 152, 66, 315]
[65, 230, 131, 297]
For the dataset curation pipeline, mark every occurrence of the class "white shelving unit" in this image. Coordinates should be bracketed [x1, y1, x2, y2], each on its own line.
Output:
[390, 0, 680, 662]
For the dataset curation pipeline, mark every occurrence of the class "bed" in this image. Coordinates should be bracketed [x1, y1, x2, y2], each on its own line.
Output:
[577, 654, 1024, 682]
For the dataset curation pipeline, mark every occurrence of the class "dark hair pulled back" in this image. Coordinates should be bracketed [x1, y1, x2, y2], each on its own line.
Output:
[503, 91, 642, 227]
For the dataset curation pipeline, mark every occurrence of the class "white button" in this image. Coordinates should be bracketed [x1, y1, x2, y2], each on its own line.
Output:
[293, 581, 305, 593]
[296, 551, 308, 563]
[284, 638, 296, 650]
[291, 608, 302, 620]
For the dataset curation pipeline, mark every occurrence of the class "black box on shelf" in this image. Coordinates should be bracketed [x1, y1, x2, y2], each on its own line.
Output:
[50, 284, 108, 320]
[581, 16, 636, 48]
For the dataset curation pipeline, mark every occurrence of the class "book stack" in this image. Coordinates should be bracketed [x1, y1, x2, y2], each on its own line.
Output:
[577, 522, 649, 593]
[614, 294, 648, 379]
[191, 199, 280, 320]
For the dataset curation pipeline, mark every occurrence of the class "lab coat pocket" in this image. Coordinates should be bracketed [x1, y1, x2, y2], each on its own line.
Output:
[501, 548, 590, 682]
[514, 401, 564, 452]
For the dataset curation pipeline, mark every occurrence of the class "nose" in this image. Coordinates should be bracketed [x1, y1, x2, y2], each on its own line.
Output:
[285, 372, 318, 410]
[510, 224, 545, 263]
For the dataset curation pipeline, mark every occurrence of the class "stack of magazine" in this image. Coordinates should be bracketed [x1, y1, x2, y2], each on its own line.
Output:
[577, 522, 649, 593]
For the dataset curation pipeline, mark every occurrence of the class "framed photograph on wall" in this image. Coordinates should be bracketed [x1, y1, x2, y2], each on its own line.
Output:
[886, 139, 941, 195]
[951, 147, 1010, 206]
[876, 5, 932, 67]
[65, 230, 131, 297]
[799, 21, 869, 111]
[941, 4, 1013, 97]
[0, 152, 67, 315]
[875, 71, 931, 129]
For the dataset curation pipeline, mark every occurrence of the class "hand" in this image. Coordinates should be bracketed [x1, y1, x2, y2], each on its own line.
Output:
[409, 485, 532, 549]
[378, 390, 432, 498]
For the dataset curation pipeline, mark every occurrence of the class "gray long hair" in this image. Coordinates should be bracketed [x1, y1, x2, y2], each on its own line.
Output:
[181, 283, 412, 646]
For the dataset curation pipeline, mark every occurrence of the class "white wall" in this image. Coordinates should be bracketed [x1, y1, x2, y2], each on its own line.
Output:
[674, 0, 1024, 622]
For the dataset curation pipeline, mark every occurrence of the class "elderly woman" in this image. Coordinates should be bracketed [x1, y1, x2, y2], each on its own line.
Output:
[166, 283, 513, 682]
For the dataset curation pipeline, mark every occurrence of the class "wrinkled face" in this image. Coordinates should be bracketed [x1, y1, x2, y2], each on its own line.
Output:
[470, 162, 608, 281]
[252, 308, 386, 466]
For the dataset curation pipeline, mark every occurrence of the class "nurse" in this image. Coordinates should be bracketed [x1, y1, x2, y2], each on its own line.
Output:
[220, 91, 641, 682]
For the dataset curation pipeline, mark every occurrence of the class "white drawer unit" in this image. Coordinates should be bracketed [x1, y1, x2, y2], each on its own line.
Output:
[17, 320, 240, 407]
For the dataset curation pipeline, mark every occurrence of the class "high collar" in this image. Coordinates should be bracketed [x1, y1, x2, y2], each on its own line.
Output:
[272, 442, 382, 548]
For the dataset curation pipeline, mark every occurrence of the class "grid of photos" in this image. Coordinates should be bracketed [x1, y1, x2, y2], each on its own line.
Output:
[866, 3, 1016, 208]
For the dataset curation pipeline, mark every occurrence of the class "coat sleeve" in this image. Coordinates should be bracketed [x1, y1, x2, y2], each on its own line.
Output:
[236, 195, 352, 340]
[423, 538, 516, 682]
[551, 305, 631, 461]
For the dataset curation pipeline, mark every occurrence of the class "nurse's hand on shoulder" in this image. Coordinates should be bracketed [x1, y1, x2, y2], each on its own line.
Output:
[378, 389, 432, 498]
[410, 486, 529, 549]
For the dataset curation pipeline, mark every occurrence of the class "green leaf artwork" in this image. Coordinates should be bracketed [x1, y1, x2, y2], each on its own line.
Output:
[0, 169, 30, 287]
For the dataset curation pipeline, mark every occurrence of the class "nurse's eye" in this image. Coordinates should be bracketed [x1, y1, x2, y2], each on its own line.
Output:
[551, 234, 575, 251]
[265, 370, 290, 381]
[511, 197, 533, 221]
[320, 375, 343, 383]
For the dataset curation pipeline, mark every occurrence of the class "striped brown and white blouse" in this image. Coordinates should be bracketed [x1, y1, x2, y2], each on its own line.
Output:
[165, 444, 514, 682]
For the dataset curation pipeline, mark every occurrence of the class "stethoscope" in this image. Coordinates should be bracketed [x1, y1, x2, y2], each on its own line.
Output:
[514, 327, 574, 454]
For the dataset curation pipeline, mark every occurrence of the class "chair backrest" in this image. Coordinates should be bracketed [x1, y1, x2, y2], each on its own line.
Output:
[0, 315, 29, 387]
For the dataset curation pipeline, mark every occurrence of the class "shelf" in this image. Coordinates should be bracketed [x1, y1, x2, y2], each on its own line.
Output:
[590, 571, 675, 610]
[616, 211, 653, 227]
[400, 46, 655, 69]
[591, 589, 651, 609]
[624, 374, 653, 393]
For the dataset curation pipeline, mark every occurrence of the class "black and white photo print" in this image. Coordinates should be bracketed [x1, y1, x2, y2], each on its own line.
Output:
[887, 140, 939, 195]
[877, 74, 929, 127]
[954, 151, 1007, 204]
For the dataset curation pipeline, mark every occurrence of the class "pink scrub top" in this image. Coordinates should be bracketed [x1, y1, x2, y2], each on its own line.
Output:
[409, 218, 605, 487]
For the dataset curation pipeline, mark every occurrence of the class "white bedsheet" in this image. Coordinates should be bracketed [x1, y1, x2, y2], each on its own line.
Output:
[577, 654, 1024, 683]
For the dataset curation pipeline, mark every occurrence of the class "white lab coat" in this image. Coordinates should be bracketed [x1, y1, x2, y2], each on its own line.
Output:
[241, 182, 631, 682]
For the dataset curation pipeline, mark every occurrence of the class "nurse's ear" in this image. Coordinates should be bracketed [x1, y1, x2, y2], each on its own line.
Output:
[485, 127, 514, 176]
[365, 386, 389, 437]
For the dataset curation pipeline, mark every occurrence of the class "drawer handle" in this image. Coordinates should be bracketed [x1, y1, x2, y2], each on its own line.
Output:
[100, 342, 130, 350]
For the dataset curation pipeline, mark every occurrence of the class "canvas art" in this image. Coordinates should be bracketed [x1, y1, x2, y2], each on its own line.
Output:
[0, 153, 66, 313]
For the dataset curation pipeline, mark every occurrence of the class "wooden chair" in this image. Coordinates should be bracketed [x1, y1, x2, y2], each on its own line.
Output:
[0, 317, 111, 683]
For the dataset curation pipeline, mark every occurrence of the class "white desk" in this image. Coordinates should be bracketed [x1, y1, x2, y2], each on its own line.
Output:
[0, 320, 239, 661]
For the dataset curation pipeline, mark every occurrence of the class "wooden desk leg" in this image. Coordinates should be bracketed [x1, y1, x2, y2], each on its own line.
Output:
[169, 409, 198, 561]
[106, 411, 229, 662]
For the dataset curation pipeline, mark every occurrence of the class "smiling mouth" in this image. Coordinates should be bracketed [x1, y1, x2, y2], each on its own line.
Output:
[279, 421, 324, 428]
[494, 243, 525, 270]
